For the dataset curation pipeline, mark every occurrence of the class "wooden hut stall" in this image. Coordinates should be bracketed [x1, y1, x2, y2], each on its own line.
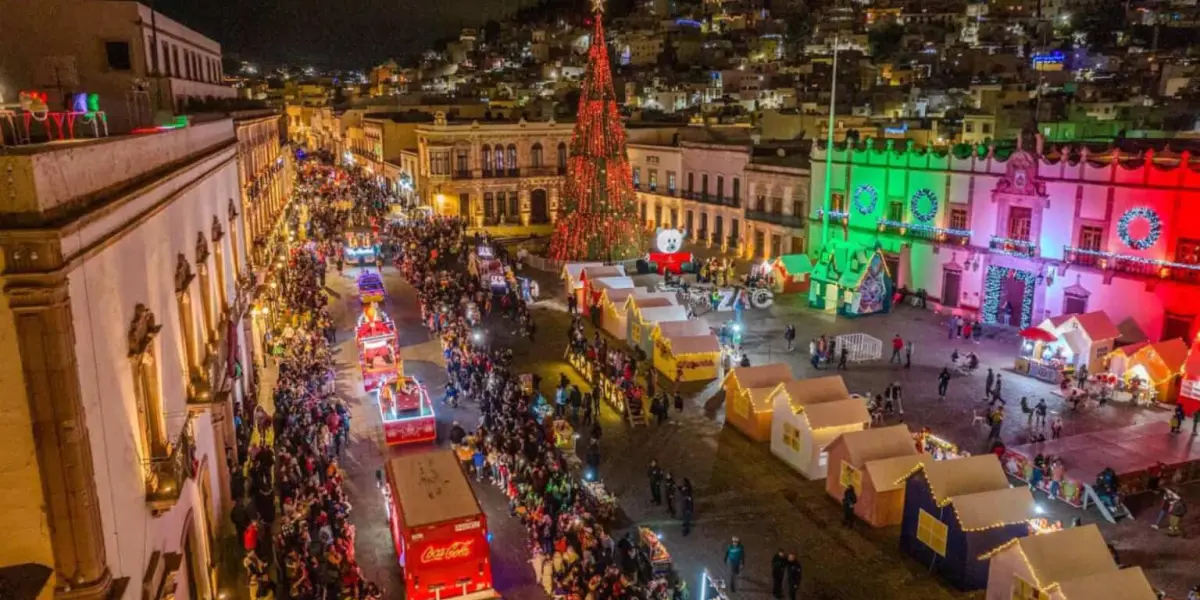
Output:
[899, 455, 1036, 591]
[985, 525, 1128, 600]
[1041, 311, 1121, 374]
[807, 241, 894, 317]
[824, 424, 922, 527]
[1055, 568, 1158, 600]
[655, 332, 722, 383]
[562, 262, 604, 301]
[599, 288, 637, 339]
[626, 297, 685, 355]
[1180, 340, 1200, 416]
[770, 254, 814, 294]
[769, 376, 870, 479]
[1115, 338, 1188, 405]
[579, 266, 628, 314]
[721, 364, 795, 442]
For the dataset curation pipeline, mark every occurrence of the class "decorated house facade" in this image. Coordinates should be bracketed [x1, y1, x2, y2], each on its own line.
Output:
[810, 135, 1200, 340]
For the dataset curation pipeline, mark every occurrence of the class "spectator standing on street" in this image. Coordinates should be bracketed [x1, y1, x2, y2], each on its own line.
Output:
[838, 347, 849, 370]
[1168, 497, 1188, 536]
[785, 554, 802, 600]
[890, 334, 904, 363]
[986, 368, 995, 397]
[842, 484, 858, 527]
[993, 374, 1004, 402]
[681, 478, 695, 536]
[648, 459, 664, 505]
[784, 325, 796, 351]
[1034, 399, 1048, 428]
[724, 537, 746, 592]
[771, 550, 788, 599]
[938, 367, 952, 400]
[905, 341, 913, 368]
[664, 472, 677, 518]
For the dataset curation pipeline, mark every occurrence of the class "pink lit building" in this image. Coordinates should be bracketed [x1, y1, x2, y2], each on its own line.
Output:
[810, 136, 1200, 341]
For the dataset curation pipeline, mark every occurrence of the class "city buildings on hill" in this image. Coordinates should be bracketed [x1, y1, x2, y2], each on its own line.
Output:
[0, 109, 290, 600]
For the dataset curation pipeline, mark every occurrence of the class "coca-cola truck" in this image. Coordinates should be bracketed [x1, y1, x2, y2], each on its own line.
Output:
[384, 450, 497, 600]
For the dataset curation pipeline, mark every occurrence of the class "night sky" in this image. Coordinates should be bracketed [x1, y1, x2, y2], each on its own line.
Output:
[152, 0, 528, 69]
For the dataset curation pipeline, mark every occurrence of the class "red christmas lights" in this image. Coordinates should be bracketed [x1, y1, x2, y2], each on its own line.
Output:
[547, 7, 643, 262]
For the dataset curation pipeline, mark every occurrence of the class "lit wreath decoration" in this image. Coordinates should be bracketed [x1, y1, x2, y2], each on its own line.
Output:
[1117, 206, 1161, 250]
[852, 184, 878, 215]
[910, 188, 938, 223]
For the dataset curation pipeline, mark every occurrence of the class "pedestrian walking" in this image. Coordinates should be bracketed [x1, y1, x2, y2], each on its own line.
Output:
[993, 374, 1004, 401]
[664, 473, 677, 518]
[785, 554, 802, 600]
[648, 459, 664, 505]
[985, 368, 995, 397]
[904, 341, 913, 368]
[892, 381, 904, 415]
[1151, 490, 1178, 530]
[771, 551, 788, 599]
[1168, 497, 1188, 536]
[842, 484, 858, 528]
[987, 408, 1005, 443]
[838, 347, 849, 370]
[1034, 399, 1048, 428]
[674, 391, 684, 412]
[724, 537, 746, 592]
[890, 334, 904, 363]
[937, 367, 951, 400]
[784, 325, 796, 351]
[681, 478, 695, 536]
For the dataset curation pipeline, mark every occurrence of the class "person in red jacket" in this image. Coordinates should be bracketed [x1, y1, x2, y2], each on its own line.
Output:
[889, 334, 904, 363]
[243, 519, 260, 554]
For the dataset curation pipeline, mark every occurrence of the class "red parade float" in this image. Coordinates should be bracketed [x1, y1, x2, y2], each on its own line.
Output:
[377, 376, 437, 445]
[384, 450, 497, 600]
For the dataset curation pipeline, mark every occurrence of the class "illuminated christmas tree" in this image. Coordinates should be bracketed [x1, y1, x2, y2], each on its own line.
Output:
[547, 0, 643, 262]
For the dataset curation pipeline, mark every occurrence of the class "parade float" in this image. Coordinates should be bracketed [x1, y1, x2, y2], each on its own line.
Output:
[469, 244, 512, 294]
[898, 455, 1036, 591]
[378, 376, 437, 446]
[357, 271, 386, 304]
[807, 241, 893, 317]
[824, 425, 921, 528]
[652, 322, 721, 383]
[356, 303, 397, 346]
[722, 363, 795, 442]
[384, 450, 497, 600]
[345, 230, 377, 264]
[360, 329, 400, 391]
[769, 375, 869, 479]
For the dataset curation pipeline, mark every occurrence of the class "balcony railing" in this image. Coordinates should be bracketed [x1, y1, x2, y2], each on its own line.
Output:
[990, 236, 1038, 257]
[746, 211, 807, 228]
[452, 171, 472, 180]
[877, 220, 971, 245]
[525, 166, 560, 177]
[1062, 246, 1200, 283]
[144, 417, 197, 513]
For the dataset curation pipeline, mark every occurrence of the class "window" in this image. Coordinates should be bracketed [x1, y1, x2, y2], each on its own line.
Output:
[648, 169, 658, 191]
[733, 177, 741, 202]
[670, 209, 678, 228]
[172, 46, 181, 78]
[493, 146, 504, 173]
[633, 167, 641, 188]
[717, 175, 725, 200]
[455, 150, 469, 175]
[557, 142, 568, 171]
[194, 235, 216, 346]
[731, 218, 740, 241]
[782, 422, 801, 451]
[687, 172, 694, 193]
[982, 123, 992, 135]
[106, 41, 132, 71]
[755, 195, 766, 211]
[668, 171, 677, 193]
[1079, 225, 1103, 250]
[481, 145, 492, 174]
[506, 144, 518, 171]
[1011, 576, 1048, 600]
[1008, 207, 1032, 241]
[129, 305, 168, 458]
[484, 193, 495, 218]
[647, 155, 659, 165]
[916, 510, 948, 556]
[950, 206, 969, 230]
[830, 193, 846, 213]
[509, 192, 519, 218]
[769, 197, 782, 214]
[1063, 293, 1088, 315]
[792, 199, 806, 218]
[701, 174, 709, 197]
[888, 201, 905, 222]
[160, 41, 170, 75]
[654, 205, 663, 227]
[965, 122, 974, 133]
[1176, 238, 1200, 265]
[531, 143, 543, 167]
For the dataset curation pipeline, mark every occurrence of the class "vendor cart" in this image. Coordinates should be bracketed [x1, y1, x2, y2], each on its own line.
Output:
[357, 271, 386, 303]
[638, 527, 672, 575]
[378, 376, 437, 446]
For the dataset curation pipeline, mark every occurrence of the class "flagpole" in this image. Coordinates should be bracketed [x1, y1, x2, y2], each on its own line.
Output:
[821, 31, 839, 249]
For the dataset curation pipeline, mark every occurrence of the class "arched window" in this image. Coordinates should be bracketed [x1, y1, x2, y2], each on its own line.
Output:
[175, 254, 208, 401]
[227, 199, 241, 284]
[557, 142, 567, 171]
[493, 146, 504, 173]
[195, 233, 216, 344]
[481, 144, 491, 174]
[211, 216, 228, 317]
[129, 304, 167, 457]
[531, 143, 544, 168]
[507, 144, 518, 172]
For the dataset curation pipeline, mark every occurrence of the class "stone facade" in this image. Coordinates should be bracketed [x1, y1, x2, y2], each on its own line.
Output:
[0, 118, 263, 600]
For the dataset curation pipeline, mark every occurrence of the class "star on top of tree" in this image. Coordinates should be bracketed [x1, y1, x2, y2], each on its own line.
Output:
[591, 0, 605, 13]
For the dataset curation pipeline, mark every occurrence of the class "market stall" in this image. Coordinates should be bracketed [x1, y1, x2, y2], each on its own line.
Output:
[588, 276, 636, 317]
[807, 241, 893, 318]
[898, 455, 1036, 591]
[626, 298, 686, 355]
[770, 254, 814, 294]
[378, 376, 437, 445]
[913, 427, 967, 460]
[722, 363, 795, 442]
[1016, 312, 1120, 383]
[1181, 340, 1200, 416]
[654, 330, 722, 383]
[384, 450, 497, 600]
[984, 525, 1139, 600]
[356, 271, 386, 304]
[1105, 338, 1188, 405]
[360, 335, 400, 391]
[769, 376, 870, 479]
[824, 425, 921, 528]
[562, 262, 605, 299]
[599, 288, 637, 338]
[579, 266, 629, 314]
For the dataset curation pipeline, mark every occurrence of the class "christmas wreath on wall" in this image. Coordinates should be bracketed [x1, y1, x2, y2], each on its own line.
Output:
[852, 184, 879, 215]
[910, 188, 938, 223]
[1117, 206, 1162, 251]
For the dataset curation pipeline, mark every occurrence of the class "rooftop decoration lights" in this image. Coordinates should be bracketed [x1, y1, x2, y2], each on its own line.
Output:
[1117, 206, 1162, 251]
[547, 0, 643, 261]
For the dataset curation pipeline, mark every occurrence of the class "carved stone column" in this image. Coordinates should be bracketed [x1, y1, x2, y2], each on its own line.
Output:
[1, 237, 112, 600]
[519, 189, 531, 227]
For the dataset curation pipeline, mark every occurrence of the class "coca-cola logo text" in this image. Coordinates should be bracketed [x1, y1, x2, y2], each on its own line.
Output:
[420, 540, 474, 563]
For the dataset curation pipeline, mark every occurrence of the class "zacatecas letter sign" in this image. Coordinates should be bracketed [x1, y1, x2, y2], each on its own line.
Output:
[420, 540, 474, 564]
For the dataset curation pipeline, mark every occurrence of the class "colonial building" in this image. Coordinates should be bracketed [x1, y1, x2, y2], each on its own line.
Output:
[235, 111, 293, 269]
[0, 119, 262, 600]
[416, 112, 572, 226]
[744, 148, 811, 260]
[810, 136, 1200, 341]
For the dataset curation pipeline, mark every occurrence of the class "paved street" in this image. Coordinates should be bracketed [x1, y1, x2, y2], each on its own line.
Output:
[320, 251, 1197, 600]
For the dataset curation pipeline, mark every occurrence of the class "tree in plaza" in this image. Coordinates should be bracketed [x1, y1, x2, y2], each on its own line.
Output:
[547, 0, 643, 262]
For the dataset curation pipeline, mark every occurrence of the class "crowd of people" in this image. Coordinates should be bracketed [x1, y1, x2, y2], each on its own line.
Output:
[231, 159, 386, 600]
[387, 218, 689, 600]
